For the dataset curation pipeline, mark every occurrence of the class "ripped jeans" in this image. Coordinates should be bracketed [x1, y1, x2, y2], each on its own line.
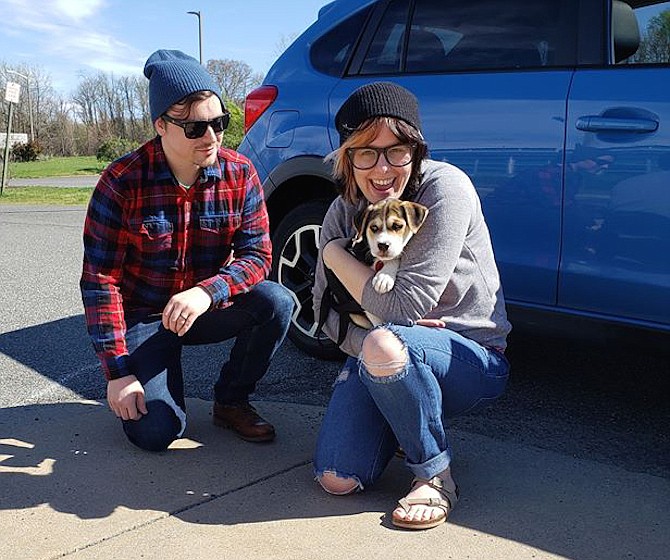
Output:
[313, 324, 509, 490]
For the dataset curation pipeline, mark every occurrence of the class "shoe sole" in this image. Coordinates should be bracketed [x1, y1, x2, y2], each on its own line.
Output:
[212, 415, 276, 443]
[391, 514, 447, 530]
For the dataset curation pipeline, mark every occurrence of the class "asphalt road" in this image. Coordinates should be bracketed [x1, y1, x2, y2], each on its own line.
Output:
[1, 204, 668, 480]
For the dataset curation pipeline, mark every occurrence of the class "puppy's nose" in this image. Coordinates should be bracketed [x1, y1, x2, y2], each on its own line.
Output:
[377, 242, 389, 253]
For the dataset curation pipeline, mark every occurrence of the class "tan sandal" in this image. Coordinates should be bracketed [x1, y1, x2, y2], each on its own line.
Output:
[392, 475, 459, 530]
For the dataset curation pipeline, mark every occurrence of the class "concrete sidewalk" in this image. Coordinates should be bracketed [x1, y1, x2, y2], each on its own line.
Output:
[1, 398, 668, 560]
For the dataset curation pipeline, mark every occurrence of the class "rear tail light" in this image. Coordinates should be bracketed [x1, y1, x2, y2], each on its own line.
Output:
[244, 85, 278, 133]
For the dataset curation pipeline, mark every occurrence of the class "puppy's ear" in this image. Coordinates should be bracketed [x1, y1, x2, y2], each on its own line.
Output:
[401, 201, 429, 233]
[352, 205, 372, 245]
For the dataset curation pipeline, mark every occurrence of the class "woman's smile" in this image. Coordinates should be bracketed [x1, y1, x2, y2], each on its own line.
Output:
[354, 126, 412, 203]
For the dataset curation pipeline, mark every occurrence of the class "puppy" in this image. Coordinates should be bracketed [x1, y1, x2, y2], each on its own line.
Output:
[317, 198, 429, 344]
[348, 198, 429, 328]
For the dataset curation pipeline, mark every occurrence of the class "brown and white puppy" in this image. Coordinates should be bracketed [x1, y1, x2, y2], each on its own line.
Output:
[349, 198, 429, 328]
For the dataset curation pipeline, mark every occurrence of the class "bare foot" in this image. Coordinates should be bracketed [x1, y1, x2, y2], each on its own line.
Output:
[392, 469, 458, 529]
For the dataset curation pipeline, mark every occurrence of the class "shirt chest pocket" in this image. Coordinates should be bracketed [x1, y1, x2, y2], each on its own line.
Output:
[130, 218, 174, 254]
[196, 213, 240, 245]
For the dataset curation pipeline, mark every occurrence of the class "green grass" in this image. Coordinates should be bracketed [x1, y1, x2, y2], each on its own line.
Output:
[9, 156, 106, 178]
[0, 186, 93, 205]
[1, 156, 101, 204]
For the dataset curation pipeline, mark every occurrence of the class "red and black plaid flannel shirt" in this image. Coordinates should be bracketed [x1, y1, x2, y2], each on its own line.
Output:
[80, 137, 272, 380]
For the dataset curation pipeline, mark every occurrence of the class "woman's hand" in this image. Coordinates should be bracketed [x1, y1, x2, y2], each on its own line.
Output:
[415, 318, 446, 329]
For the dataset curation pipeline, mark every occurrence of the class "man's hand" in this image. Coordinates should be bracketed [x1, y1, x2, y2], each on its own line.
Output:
[162, 286, 212, 336]
[107, 375, 147, 421]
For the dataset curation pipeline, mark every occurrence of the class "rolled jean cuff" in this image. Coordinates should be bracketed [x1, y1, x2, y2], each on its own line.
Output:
[408, 448, 452, 480]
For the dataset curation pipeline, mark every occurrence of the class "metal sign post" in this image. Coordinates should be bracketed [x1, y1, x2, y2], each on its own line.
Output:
[1, 81, 21, 196]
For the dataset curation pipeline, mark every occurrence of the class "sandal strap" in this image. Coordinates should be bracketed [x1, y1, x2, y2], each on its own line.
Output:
[410, 476, 459, 510]
[397, 496, 450, 515]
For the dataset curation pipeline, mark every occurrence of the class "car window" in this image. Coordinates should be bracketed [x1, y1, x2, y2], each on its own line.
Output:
[358, 0, 578, 75]
[624, 0, 670, 64]
[359, 0, 411, 74]
[310, 5, 374, 76]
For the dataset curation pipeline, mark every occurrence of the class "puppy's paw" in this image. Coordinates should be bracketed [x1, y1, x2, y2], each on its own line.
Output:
[372, 272, 395, 294]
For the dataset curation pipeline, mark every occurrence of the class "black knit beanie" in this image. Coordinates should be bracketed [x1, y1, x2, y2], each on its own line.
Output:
[144, 49, 224, 122]
[335, 82, 421, 145]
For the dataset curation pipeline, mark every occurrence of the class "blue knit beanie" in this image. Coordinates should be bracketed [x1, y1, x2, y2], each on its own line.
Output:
[143, 49, 224, 122]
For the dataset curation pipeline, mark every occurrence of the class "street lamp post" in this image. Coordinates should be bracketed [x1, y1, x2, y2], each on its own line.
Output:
[7, 70, 35, 143]
[187, 11, 203, 65]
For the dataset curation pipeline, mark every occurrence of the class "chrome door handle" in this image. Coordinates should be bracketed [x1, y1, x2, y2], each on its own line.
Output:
[576, 116, 658, 133]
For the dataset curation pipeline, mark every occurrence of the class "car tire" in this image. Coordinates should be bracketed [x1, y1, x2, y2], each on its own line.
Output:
[271, 199, 343, 361]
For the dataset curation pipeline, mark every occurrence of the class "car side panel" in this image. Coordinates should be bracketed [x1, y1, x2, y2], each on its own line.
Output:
[561, 67, 670, 327]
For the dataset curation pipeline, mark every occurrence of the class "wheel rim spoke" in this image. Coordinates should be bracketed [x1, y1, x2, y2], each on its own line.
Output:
[278, 224, 321, 337]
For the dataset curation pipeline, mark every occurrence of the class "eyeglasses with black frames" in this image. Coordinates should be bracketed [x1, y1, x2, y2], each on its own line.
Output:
[162, 112, 230, 139]
[346, 143, 416, 170]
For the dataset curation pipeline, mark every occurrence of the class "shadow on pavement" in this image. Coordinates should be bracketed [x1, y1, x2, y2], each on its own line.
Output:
[0, 316, 106, 403]
[0, 400, 329, 521]
[0, 313, 337, 407]
[1, 399, 667, 560]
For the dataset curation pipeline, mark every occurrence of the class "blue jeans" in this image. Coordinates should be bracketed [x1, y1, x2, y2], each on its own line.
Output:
[121, 281, 293, 451]
[313, 324, 509, 489]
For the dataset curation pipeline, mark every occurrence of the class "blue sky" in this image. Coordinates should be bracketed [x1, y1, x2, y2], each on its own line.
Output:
[2, 1, 666, 96]
[0, 0, 328, 95]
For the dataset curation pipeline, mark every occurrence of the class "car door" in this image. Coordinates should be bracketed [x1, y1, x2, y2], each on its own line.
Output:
[560, 0, 670, 326]
[329, 0, 579, 306]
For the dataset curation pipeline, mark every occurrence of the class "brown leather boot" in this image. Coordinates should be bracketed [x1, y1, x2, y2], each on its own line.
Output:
[212, 402, 276, 442]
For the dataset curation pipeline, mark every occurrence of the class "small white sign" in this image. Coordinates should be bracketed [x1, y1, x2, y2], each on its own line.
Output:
[0, 132, 29, 149]
[5, 81, 21, 104]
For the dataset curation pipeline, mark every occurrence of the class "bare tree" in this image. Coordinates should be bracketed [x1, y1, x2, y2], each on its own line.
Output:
[119, 76, 135, 139]
[28, 66, 57, 143]
[72, 74, 101, 127]
[2, 55, 255, 157]
[206, 59, 263, 103]
[44, 97, 78, 156]
[0, 63, 51, 143]
[132, 75, 152, 135]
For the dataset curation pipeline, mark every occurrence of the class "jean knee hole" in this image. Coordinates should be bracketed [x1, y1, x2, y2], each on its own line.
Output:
[361, 331, 407, 378]
[317, 471, 361, 495]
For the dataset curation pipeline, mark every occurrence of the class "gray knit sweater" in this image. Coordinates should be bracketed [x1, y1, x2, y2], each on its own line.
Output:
[312, 159, 512, 358]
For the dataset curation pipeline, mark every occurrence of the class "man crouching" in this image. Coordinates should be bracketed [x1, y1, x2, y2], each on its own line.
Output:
[80, 49, 293, 451]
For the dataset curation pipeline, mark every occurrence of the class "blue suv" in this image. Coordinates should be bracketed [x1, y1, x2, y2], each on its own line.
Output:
[238, 0, 670, 358]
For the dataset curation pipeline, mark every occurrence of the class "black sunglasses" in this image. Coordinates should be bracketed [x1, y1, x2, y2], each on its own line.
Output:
[162, 112, 230, 139]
